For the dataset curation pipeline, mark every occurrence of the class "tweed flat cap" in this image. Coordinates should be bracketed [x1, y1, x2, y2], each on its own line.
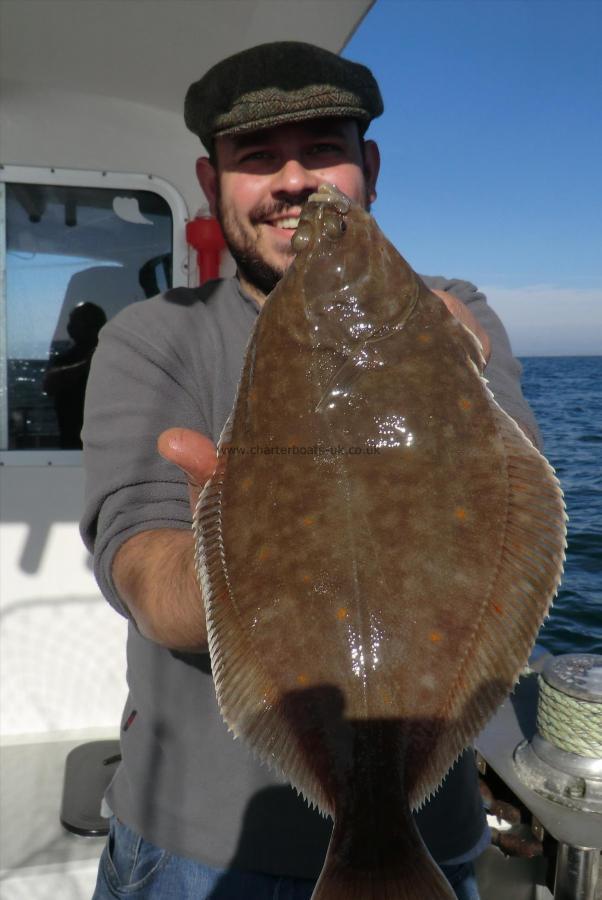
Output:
[184, 42, 383, 152]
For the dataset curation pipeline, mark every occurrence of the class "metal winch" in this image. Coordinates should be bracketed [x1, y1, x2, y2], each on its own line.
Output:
[514, 654, 602, 814]
[514, 654, 602, 899]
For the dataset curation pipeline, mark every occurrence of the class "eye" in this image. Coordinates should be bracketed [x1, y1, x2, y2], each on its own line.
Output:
[239, 150, 273, 163]
[322, 212, 347, 241]
[234, 147, 286, 173]
[308, 142, 343, 156]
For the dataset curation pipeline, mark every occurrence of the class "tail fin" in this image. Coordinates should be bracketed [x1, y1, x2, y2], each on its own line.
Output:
[311, 822, 456, 900]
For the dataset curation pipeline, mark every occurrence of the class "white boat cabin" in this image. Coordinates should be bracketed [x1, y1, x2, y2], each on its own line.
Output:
[0, 2, 372, 895]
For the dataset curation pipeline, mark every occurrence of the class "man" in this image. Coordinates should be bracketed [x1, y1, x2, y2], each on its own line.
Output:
[82, 42, 540, 900]
[44, 301, 107, 448]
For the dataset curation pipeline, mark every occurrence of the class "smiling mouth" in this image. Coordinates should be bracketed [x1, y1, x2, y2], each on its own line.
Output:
[264, 216, 301, 230]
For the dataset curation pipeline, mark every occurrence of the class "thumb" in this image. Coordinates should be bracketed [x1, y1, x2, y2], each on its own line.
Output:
[431, 289, 491, 362]
[158, 427, 218, 512]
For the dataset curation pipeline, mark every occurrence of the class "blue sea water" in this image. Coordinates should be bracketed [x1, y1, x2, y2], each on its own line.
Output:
[519, 356, 601, 656]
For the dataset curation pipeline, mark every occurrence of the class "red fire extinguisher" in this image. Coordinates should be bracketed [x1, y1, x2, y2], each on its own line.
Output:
[186, 213, 226, 284]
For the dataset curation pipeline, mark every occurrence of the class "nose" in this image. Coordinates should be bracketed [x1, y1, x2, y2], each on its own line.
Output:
[270, 157, 318, 200]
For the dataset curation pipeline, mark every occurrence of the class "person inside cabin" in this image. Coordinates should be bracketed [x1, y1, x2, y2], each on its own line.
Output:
[44, 301, 107, 449]
[81, 42, 541, 900]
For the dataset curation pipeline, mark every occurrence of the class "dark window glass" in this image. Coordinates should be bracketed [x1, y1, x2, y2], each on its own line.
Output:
[5, 183, 173, 449]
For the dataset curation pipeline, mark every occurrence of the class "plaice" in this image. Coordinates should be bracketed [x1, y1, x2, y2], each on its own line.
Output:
[194, 184, 566, 899]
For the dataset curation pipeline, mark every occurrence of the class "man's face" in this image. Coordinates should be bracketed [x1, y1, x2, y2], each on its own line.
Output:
[197, 118, 379, 297]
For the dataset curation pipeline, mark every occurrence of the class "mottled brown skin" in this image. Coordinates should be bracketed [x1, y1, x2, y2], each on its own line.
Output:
[218, 196, 501, 750]
[196, 185, 565, 898]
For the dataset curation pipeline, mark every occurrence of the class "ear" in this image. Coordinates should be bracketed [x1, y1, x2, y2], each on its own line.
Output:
[196, 157, 219, 216]
[363, 140, 380, 204]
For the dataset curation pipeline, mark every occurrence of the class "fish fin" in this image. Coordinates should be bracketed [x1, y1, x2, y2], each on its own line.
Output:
[194, 432, 332, 816]
[457, 319, 487, 371]
[312, 820, 455, 899]
[408, 389, 567, 809]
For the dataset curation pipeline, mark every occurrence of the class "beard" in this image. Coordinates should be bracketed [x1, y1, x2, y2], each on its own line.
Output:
[216, 190, 298, 296]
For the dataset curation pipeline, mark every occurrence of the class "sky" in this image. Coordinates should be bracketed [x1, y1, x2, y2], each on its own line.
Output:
[344, 0, 601, 355]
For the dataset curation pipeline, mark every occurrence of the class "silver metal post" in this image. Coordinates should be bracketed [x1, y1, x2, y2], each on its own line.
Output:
[554, 844, 600, 900]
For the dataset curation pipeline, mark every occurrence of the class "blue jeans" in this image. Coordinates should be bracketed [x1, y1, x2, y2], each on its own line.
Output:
[92, 817, 480, 899]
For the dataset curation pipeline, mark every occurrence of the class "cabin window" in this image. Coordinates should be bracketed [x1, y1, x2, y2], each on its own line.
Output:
[0, 169, 187, 458]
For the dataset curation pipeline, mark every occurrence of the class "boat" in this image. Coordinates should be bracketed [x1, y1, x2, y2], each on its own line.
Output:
[0, 2, 600, 897]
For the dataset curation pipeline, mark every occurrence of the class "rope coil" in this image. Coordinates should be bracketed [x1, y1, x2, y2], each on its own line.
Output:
[537, 675, 602, 759]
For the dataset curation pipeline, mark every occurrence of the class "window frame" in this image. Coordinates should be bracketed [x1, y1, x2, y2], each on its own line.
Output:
[0, 164, 190, 466]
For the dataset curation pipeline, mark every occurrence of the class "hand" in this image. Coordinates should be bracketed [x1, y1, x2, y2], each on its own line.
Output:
[431, 290, 491, 363]
[158, 427, 217, 514]
[478, 778, 543, 859]
[112, 427, 216, 651]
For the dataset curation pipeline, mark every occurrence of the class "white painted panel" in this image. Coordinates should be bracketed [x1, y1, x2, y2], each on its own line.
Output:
[0, 0, 372, 113]
[1, 83, 202, 221]
[0, 865, 100, 900]
[0, 740, 107, 898]
[0, 466, 127, 737]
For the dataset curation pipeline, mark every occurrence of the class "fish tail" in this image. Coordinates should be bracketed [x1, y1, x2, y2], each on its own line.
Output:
[311, 852, 456, 900]
[311, 820, 456, 900]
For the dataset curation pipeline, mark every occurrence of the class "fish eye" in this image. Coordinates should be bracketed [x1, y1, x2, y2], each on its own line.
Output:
[321, 208, 347, 240]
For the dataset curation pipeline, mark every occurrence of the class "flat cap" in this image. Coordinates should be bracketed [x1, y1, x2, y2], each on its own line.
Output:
[184, 41, 383, 152]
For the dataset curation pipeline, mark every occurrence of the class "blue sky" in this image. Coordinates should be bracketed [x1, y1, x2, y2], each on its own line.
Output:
[345, 0, 601, 355]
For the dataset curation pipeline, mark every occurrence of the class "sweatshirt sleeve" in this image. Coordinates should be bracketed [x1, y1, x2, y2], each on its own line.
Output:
[80, 298, 213, 617]
[421, 275, 543, 449]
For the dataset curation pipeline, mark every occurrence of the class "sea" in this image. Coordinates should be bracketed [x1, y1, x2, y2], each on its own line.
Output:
[519, 356, 601, 656]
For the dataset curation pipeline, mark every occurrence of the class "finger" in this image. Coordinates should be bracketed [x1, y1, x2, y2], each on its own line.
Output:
[431, 290, 491, 362]
[158, 428, 218, 510]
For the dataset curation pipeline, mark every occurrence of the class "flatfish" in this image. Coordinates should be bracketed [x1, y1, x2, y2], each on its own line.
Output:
[194, 184, 566, 899]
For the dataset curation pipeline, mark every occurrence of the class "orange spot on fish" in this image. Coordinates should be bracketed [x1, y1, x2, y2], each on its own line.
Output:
[492, 602, 504, 616]
[459, 397, 472, 411]
[454, 506, 467, 520]
[297, 673, 309, 686]
[302, 515, 316, 527]
[257, 546, 271, 562]
[336, 607, 348, 620]
[429, 631, 443, 643]
[301, 574, 311, 584]
[241, 477, 252, 491]
[418, 333, 432, 344]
